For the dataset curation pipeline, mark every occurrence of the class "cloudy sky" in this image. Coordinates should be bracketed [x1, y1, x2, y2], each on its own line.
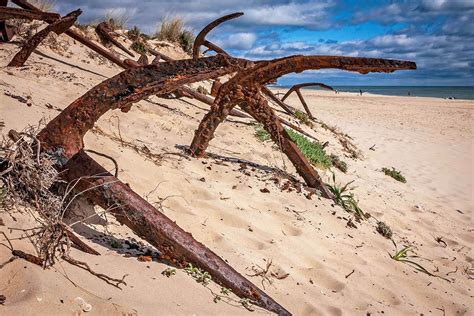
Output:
[52, 0, 473, 86]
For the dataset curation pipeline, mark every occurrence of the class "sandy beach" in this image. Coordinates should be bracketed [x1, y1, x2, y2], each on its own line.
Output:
[0, 28, 473, 316]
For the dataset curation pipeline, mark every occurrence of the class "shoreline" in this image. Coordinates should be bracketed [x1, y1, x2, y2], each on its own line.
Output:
[272, 86, 474, 101]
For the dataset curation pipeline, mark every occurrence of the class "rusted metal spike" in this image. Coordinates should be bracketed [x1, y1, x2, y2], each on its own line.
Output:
[261, 86, 295, 115]
[0, 7, 59, 21]
[236, 55, 417, 86]
[281, 83, 335, 120]
[192, 12, 243, 59]
[37, 55, 289, 315]
[96, 21, 135, 57]
[282, 82, 334, 100]
[240, 92, 332, 198]
[11, 0, 129, 69]
[37, 55, 249, 158]
[148, 48, 174, 62]
[202, 39, 227, 55]
[8, 9, 81, 67]
[190, 56, 416, 196]
[137, 53, 148, 65]
[0, 22, 15, 42]
[62, 151, 290, 315]
[189, 85, 332, 198]
[0, 0, 13, 43]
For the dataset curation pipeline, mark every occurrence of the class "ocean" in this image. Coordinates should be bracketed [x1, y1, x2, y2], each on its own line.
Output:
[277, 86, 474, 100]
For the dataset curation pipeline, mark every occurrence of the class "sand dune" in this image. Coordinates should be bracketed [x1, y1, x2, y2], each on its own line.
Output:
[0, 29, 472, 315]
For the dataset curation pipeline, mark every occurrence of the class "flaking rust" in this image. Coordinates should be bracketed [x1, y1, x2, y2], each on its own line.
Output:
[11, 0, 129, 68]
[3, 4, 416, 314]
[96, 21, 135, 57]
[281, 82, 335, 119]
[189, 12, 416, 198]
[0, 0, 16, 42]
[37, 55, 291, 315]
[8, 9, 81, 67]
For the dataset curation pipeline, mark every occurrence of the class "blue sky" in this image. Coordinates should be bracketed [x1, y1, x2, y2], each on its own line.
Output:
[53, 0, 473, 86]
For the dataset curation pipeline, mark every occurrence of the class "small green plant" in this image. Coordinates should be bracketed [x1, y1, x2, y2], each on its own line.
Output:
[327, 173, 368, 220]
[390, 246, 450, 282]
[286, 129, 332, 169]
[131, 40, 146, 54]
[376, 221, 393, 239]
[109, 240, 122, 249]
[329, 154, 348, 173]
[179, 30, 195, 53]
[294, 110, 313, 127]
[213, 287, 232, 303]
[254, 124, 271, 142]
[197, 86, 209, 95]
[184, 263, 212, 286]
[161, 268, 176, 277]
[382, 167, 406, 183]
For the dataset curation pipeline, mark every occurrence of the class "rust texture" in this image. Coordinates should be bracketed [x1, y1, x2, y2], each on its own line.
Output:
[0, 0, 15, 42]
[37, 54, 289, 315]
[8, 9, 81, 67]
[0, 5, 416, 314]
[62, 151, 290, 315]
[11, 0, 129, 68]
[192, 12, 243, 59]
[281, 82, 335, 120]
[96, 21, 134, 57]
[261, 86, 295, 115]
[37, 55, 250, 158]
[137, 53, 148, 65]
[0, 6, 59, 21]
[189, 55, 415, 197]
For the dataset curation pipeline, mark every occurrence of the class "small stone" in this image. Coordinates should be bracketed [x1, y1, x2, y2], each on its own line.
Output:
[138, 255, 152, 262]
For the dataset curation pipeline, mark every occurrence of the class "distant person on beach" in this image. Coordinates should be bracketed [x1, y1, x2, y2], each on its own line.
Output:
[359, 89, 363, 96]
[408, 91, 411, 96]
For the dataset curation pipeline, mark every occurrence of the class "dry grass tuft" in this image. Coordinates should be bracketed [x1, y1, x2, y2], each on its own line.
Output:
[102, 10, 130, 30]
[154, 16, 195, 53]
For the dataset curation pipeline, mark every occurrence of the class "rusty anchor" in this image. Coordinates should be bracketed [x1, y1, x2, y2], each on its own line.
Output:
[281, 82, 335, 120]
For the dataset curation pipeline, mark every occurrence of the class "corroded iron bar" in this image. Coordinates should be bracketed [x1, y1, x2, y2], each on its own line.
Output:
[0, 0, 15, 42]
[262, 86, 295, 115]
[189, 55, 416, 195]
[178, 86, 250, 119]
[37, 55, 289, 315]
[137, 53, 148, 65]
[8, 10, 80, 67]
[189, 86, 332, 198]
[281, 82, 334, 101]
[37, 55, 250, 158]
[240, 92, 332, 197]
[0, 7, 59, 21]
[295, 89, 314, 119]
[96, 21, 134, 57]
[192, 12, 243, 59]
[281, 82, 335, 119]
[11, 0, 129, 68]
[149, 48, 174, 62]
[236, 55, 417, 86]
[62, 151, 290, 315]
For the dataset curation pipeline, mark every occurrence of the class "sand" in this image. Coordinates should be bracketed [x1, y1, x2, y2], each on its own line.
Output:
[0, 28, 472, 315]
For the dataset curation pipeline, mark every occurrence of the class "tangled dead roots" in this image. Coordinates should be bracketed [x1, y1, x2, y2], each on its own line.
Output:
[0, 125, 71, 267]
